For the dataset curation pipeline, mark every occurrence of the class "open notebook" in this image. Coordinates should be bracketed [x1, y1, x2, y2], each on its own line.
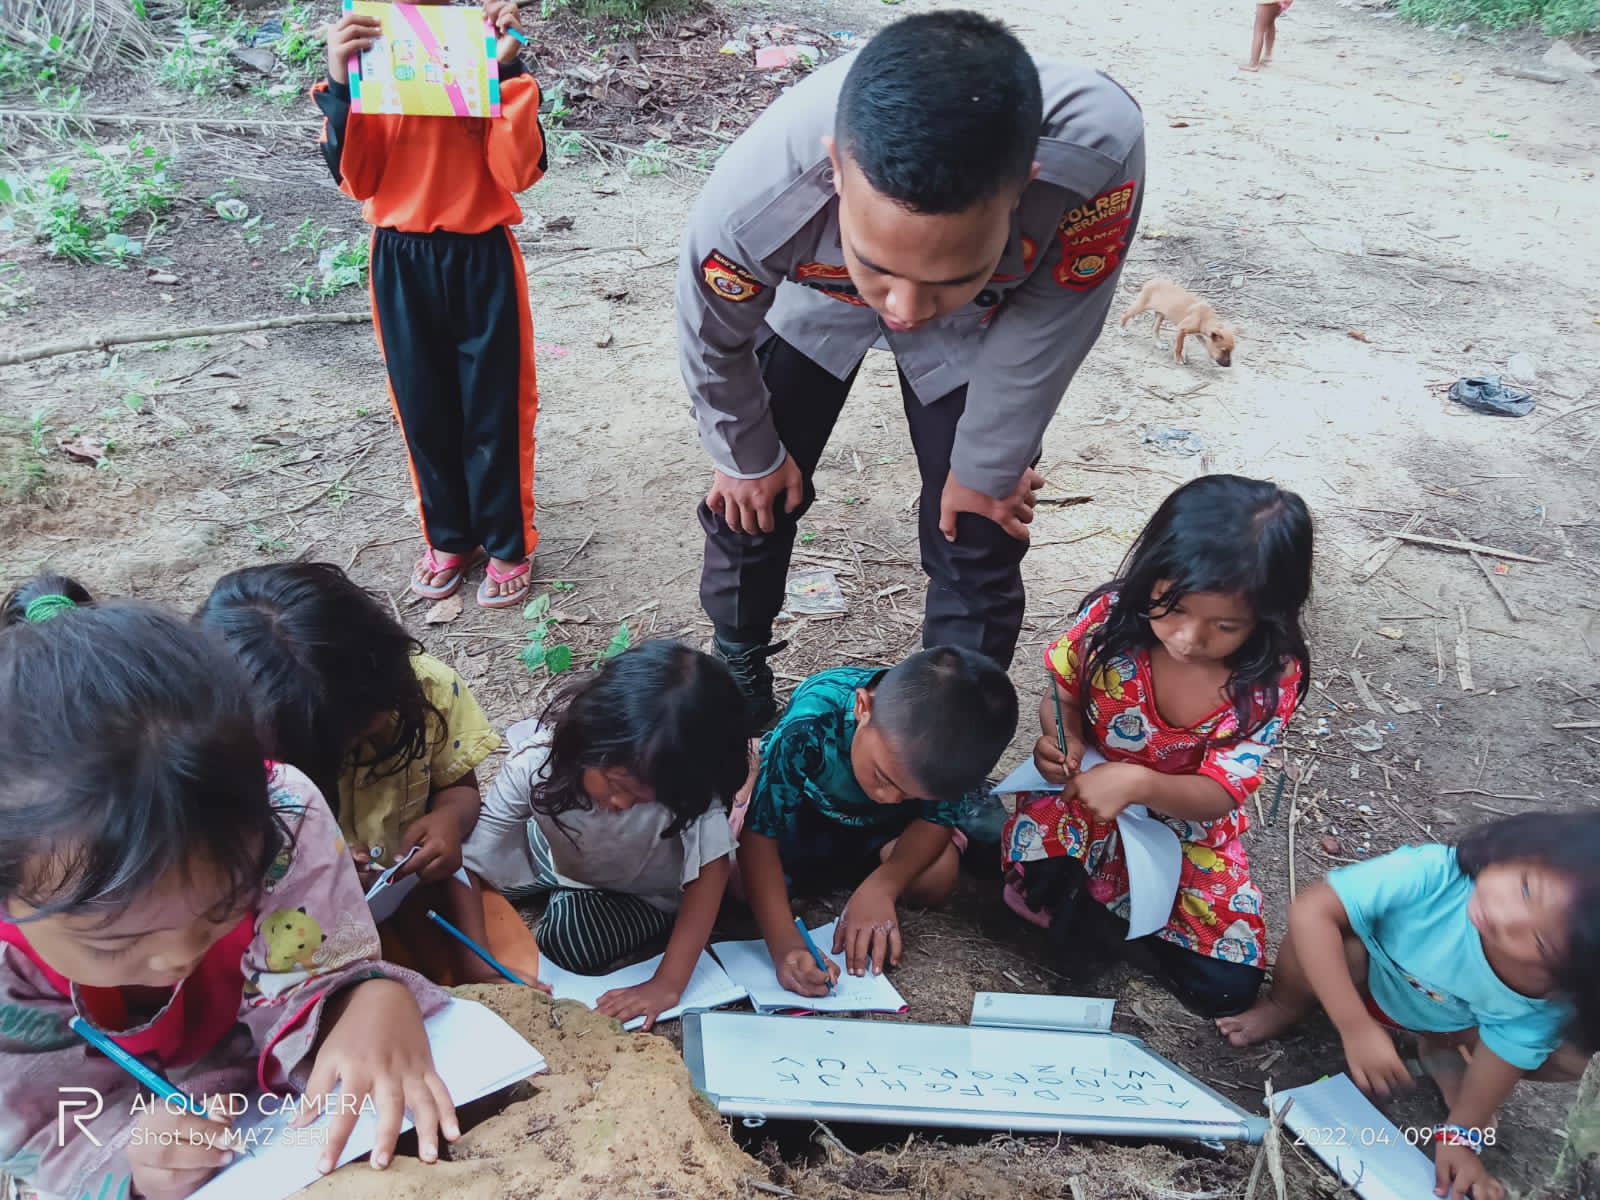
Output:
[710, 920, 907, 1014]
[538, 949, 748, 1031]
[190, 997, 545, 1200]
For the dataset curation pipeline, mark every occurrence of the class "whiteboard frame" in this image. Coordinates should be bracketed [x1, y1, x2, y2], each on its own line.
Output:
[683, 1012, 1266, 1144]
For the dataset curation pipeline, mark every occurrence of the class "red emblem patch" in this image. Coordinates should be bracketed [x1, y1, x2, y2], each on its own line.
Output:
[793, 261, 869, 305]
[702, 250, 763, 302]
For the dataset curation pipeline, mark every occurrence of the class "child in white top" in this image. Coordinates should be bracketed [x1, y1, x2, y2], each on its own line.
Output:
[465, 641, 749, 1029]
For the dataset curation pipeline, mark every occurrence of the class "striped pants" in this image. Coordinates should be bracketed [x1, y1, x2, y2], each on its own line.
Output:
[518, 824, 674, 974]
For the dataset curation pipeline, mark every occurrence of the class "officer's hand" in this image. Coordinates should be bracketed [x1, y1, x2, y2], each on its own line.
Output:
[939, 468, 1042, 543]
[707, 454, 804, 535]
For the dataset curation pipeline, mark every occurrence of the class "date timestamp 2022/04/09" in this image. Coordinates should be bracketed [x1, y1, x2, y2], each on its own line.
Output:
[1294, 1125, 1497, 1149]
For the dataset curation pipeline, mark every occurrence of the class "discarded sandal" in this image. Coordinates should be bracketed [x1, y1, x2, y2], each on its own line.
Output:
[410, 546, 481, 601]
[477, 557, 532, 610]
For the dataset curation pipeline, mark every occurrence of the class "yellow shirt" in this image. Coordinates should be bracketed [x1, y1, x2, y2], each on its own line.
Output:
[336, 653, 500, 866]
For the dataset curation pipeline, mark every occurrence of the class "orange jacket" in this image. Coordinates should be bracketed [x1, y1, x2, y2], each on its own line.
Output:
[312, 63, 545, 233]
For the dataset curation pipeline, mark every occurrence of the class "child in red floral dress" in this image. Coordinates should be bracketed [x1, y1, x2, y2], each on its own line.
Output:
[1002, 474, 1313, 1017]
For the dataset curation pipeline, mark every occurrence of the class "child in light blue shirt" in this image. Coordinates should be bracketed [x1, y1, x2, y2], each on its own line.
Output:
[1217, 812, 1600, 1200]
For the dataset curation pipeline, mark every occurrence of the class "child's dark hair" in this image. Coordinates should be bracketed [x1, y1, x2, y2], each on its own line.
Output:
[195, 562, 439, 804]
[872, 646, 1019, 798]
[1457, 811, 1600, 1051]
[836, 11, 1042, 214]
[1083, 474, 1313, 729]
[0, 603, 284, 919]
[1, 572, 95, 626]
[532, 640, 749, 839]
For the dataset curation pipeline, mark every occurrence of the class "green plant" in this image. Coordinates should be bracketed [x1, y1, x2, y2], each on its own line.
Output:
[277, 3, 326, 69]
[159, 38, 235, 93]
[550, 580, 576, 592]
[317, 239, 368, 296]
[327, 479, 352, 513]
[539, 0, 695, 18]
[0, 137, 175, 264]
[799, 530, 818, 545]
[520, 593, 574, 675]
[283, 217, 330, 255]
[595, 620, 631, 666]
[247, 523, 288, 554]
[542, 80, 573, 127]
[286, 273, 318, 304]
[1397, 0, 1599, 29]
[626, 139, 671, 177]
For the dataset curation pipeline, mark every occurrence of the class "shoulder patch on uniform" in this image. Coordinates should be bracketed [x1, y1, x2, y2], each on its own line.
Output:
[794, 261, 849, 281]
[702, 250, 764, 302]
[1057, 179, 1138, 242]
[1053, 218, 1130, 292]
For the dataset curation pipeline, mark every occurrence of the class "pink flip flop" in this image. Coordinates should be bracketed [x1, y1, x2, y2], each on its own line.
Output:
[410, 547, 481, 601]
[477, 557, 532, 610]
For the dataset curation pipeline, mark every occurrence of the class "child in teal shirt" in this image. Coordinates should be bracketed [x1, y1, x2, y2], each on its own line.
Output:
[735, 647, 1016, 997]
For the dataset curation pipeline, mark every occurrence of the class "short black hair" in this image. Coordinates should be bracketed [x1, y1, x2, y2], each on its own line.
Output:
[196, 562, 440, 805]
[1456, 811, 1600, 1051]
[836, 11, 1042, 214]
[872, 645, 1018, 798]
[0, 603, 284, 918]
[533, 640, 751, 839]
[1, 572, 95, 626]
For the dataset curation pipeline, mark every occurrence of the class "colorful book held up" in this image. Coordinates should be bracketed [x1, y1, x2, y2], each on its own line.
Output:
[345, 1, 502, 118]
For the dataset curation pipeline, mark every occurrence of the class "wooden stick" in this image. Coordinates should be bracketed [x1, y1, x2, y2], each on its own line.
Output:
[1455, 606, 1474, 693]
[1354, 512, 1423, 582]
[1, 312, 372, 367]
[1382, 532, 1548, 565]
[0, 107, 306, 130]
[1441, 788, 1543, 800]
[1555, 720, 1600, 730]
[1451, 526, 1522, 621]
[1346, 669, 1387, 716]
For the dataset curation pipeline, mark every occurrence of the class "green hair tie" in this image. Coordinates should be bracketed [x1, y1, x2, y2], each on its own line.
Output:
[22, 594, 78, 623]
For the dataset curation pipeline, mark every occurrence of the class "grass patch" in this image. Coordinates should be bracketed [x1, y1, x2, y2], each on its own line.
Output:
[1398, 0, 1600, 32]
[0, 137, 178, 264]
[538, 0, 697, 18]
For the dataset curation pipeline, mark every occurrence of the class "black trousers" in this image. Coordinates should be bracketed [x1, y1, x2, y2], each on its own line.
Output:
[369, 225, 539, 563]
[699, 336, 1029, 668]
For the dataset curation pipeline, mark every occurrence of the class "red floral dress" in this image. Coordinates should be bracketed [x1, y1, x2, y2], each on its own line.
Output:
[1001, 593, 1302, 967]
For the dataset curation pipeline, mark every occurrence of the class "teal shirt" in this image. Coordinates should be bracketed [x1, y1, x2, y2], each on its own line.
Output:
[748, 666, 965, 839]
[1328, 844, 1567, 1071]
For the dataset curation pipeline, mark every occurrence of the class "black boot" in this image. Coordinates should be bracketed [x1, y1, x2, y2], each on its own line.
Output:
[713, 635, 788, 735]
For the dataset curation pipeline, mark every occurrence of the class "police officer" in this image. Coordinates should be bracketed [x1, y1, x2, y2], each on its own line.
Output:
[677, 10, 1146, 731]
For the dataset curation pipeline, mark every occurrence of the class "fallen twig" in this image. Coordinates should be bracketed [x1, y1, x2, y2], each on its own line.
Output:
[1455, 606, 1474, 693]
[2, 313, 372, 367]
[0, 107, 306, 130]
[1554, 720, 1600, 730]
[1354, 512, 1422, 582]
[1451, 526, 1521, 621]
[1440, 788, 1543, 801]
[1382, 532, 1547, 565]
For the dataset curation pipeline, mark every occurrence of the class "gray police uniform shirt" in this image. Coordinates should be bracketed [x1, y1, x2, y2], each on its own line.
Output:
[676, 52, 1146, 500]
[463, 719, 737, 914]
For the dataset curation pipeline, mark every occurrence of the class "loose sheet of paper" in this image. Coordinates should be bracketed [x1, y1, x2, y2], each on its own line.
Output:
[970, 991, 1115, 1032]
[190, 997, 545, 1200]
[711, 920, 907, 1013]
[991, 748, 1182, 940]
[1273, 1075, 1438, 1200]
[364, 847, 472, 924]
[538, 949, 747, 1031]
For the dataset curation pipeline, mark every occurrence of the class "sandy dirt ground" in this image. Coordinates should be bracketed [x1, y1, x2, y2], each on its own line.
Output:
[2, 0, 1598, 1195]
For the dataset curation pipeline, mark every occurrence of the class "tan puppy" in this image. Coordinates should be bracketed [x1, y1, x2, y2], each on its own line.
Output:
[1120, 279, 1236, 367]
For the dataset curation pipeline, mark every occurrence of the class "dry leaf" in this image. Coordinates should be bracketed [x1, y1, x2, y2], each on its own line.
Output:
[57, 435, 110, 466]
[424, 595, 463, 625]
[1347, 330, 1370, 342]
[1376, 626, 1404, 640]
[241, 333, 270, 349]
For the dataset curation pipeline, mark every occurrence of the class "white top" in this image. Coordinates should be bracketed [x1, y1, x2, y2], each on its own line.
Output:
[464, 721, 737, 913]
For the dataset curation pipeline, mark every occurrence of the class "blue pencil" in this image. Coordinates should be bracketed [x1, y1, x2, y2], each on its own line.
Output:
[70, 1017, 249, 1156]
[426, 909, 524, 984]
[504, 26, 528, 45]
[793, 918, 835, 991]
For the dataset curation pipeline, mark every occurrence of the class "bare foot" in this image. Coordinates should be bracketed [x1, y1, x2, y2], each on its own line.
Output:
[1216, 994, 1302, 1046]
[1238, 63, 1260, 72]
[412, 547, 478, 593]
[1261, 54, 1273, 64]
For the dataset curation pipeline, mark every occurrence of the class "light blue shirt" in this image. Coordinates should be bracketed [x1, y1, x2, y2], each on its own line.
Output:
[1327, 844, 1566, 1071]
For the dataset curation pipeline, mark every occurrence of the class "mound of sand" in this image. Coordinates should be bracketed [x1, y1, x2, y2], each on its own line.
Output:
[305, 986, 758, 1200]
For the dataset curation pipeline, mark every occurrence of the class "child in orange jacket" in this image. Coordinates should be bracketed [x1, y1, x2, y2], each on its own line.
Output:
[315, 1, 545, 608]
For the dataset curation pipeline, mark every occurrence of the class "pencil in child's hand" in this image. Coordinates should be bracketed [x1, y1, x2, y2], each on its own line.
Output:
[794, 917, 836, 993]
[1049, 676, 1073, 774]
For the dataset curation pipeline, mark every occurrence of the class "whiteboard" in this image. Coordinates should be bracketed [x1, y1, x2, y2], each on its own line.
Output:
[683, 1012, 1264, 1143]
